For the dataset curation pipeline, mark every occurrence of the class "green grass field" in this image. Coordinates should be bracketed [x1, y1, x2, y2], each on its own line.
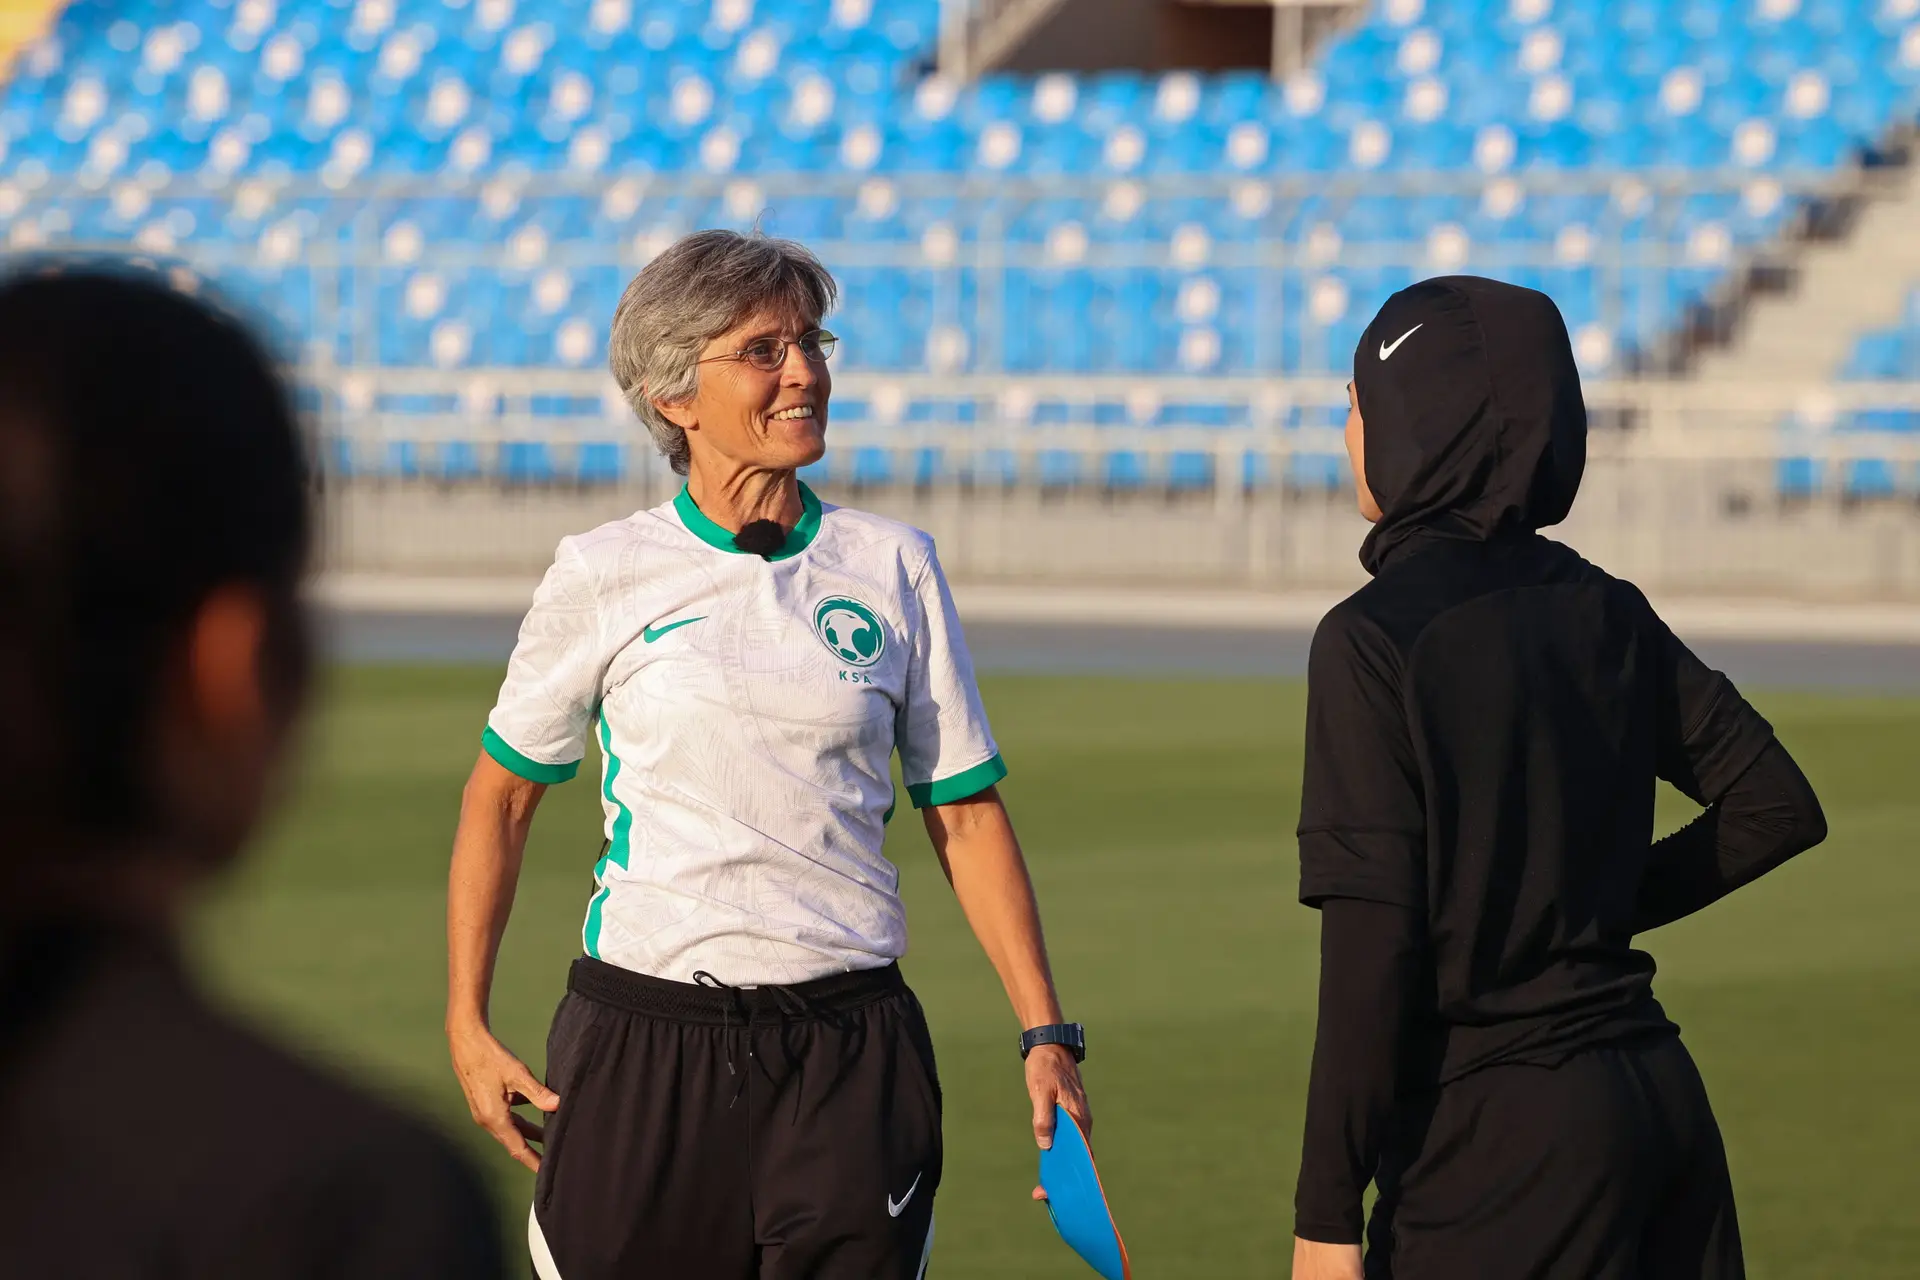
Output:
[195, 665, 1920, 1277]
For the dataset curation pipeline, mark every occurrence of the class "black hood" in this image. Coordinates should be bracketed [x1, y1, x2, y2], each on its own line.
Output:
[1352, 276, 1588, 575]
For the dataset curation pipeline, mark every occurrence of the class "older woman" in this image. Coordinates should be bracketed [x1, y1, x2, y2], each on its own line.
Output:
[446, 230, 1091, 1279]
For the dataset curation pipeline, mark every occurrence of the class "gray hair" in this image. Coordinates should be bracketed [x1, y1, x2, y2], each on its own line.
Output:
[609, 230, 839, 475]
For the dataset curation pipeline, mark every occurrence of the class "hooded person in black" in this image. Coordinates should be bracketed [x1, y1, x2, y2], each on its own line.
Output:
[1287, 277, 1828, 1280]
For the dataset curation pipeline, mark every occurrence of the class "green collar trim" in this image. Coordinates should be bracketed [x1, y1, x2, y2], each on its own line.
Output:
[673, 482, 823, 562]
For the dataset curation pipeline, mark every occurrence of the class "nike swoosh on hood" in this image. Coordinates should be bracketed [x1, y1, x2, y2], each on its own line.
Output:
[1349, 275, 1588, 576]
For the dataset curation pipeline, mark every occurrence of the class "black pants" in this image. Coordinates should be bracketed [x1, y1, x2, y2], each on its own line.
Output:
[531, 958, 942, 1280]
[1367, 1035, 1743, 1280]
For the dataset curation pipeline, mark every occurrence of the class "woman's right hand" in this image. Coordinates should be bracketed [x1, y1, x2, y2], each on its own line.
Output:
[448, 1019, 560, 1172]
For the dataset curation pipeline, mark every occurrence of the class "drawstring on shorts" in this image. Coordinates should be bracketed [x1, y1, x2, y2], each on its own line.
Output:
[568, 957, 902, 1122]
[691, 970, 750, 1108]
[688, 969, 835, 1120]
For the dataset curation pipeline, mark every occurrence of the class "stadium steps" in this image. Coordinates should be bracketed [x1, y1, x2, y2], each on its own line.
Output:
[1696, 156, 1920, 385]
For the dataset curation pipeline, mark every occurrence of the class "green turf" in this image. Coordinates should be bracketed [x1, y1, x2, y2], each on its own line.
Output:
[194, 667, 1920, 1277]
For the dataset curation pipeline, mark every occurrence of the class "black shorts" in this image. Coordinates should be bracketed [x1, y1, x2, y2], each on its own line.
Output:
[1368, 1035, 1743, 1280]
[530, 957, 941, 1280]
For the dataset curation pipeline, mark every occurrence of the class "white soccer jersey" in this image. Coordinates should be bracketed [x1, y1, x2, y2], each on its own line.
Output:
[482, 483, 1005, 986]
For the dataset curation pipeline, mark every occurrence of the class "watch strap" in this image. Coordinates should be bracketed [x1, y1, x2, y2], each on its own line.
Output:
[1019, 1022, 1086, 1062]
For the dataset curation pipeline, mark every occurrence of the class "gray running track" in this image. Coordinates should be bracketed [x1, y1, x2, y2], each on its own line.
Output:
[321, 610, 1920, 692]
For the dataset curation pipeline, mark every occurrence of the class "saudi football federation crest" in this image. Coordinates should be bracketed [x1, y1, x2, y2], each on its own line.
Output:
[812, 595, 887, 668]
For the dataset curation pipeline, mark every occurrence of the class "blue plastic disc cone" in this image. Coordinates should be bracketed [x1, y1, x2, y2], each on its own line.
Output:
[1037, 1104, 1130, 1280]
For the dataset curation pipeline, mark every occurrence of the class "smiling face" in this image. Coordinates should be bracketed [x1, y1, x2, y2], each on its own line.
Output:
[655, 307, 831, 474]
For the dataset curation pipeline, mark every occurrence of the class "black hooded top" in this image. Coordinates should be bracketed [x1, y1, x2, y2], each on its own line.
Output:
[1353, 276, 1587, 576]
[1291, 278, 1827, 1245]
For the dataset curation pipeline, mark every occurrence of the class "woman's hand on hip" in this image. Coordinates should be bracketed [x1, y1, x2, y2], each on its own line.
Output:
[448, 1019, 560, 1172]
[1026, 1044, 1092, 1201]
[1292, 1237, 1364, 1280]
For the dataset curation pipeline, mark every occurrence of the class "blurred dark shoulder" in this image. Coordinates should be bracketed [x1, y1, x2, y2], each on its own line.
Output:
[0, 922, 504, 1279]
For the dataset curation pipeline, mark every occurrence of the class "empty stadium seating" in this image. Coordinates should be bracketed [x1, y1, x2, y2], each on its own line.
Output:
[1816, 282, 1920, 496]
[3, 0, 1918, 485]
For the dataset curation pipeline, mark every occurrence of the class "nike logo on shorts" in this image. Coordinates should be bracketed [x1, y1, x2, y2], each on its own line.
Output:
[1379, 323, 1423, 360]
[642, 616, 706, 643]
[887, 1171, 922, 1218]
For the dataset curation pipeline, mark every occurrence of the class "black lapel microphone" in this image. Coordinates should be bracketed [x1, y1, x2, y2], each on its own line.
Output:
[732, 519, 787, 560]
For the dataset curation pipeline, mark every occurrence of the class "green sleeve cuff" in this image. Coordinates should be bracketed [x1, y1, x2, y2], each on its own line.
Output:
[906, 753, 1008, 808]
[482, 726, 580, 785]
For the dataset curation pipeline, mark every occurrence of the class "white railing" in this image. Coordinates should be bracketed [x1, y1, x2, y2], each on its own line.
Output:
[319, 426, 1920, 599]
[315, 369, 1920, 458]
[318, 371, 1920, 609]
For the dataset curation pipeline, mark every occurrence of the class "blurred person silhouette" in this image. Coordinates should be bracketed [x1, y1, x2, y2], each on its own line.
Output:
[0, 265, 504, 1278]
[1289, 277, 1828, 1280]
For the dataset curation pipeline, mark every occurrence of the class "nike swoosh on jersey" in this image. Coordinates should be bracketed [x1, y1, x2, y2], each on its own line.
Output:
[1379, 323, 1424, 360]
[642, 616, 707, 643]
[887, 1171, 923, 1218]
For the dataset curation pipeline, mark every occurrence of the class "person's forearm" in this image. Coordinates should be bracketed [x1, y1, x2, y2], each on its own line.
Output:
[446, 755, 543, 1031]
[1634, 739, 1827, 933]
[1295, 897, 1424, 1245]
[924, 788, 1063, 1028]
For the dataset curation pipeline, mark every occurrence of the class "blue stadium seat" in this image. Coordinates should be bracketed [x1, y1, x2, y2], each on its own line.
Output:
[907, 447, 942, 487]
[1104, 451, 1147, 489]
[500, 441, 556, 485]
[382, 440, 421, 479]
[577, 441, 625, 484]
[1287, 453, 1347, 491]
[1843, 458, 1900, 499]
[439, 441, 483, 481]
[971, 448, 1021, 488]
[1166, 451, 1213, 489]
[1777, 456, 1823, 498]
[849, 445, 893, 487]
[6, 0, 1914, 475]
[1036, 448, 1080, 488]
[1843, 331, 1906, 380]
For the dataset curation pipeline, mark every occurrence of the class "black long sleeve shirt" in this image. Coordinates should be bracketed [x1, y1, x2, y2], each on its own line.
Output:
[1631, 738, 1827, 933]
[1293, 733, 1826, 1243]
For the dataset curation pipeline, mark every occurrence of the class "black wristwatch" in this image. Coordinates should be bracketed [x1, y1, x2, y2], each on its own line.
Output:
[1019, 1022, 1086, 1063]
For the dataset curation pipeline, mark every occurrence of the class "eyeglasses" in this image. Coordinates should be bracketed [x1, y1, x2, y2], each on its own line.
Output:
[699, 329, 839, 372]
